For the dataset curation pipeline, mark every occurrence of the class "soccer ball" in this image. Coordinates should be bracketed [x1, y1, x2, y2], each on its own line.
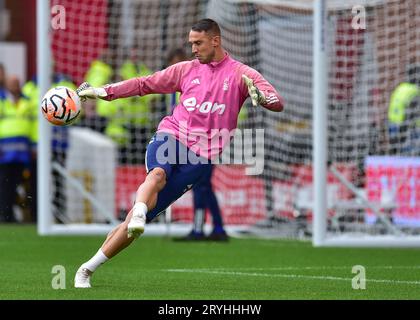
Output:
[41, 86, 81, 126]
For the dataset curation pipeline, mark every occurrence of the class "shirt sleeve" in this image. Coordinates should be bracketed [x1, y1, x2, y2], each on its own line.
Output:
[102, 61, 189, 101]
[238, 64, 284, 112]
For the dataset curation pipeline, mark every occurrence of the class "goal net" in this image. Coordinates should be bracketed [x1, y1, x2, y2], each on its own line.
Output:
[38, 0, 420, 246]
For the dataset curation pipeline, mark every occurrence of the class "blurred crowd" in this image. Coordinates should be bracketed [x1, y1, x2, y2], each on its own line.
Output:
[0, 48, 160, 224]
[0, 47, 233, 234]
[0, 63, 37, 223]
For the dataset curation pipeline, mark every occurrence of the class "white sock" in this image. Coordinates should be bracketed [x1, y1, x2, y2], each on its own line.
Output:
[83, 249, 109, 272]
[133, 202, 148, 217]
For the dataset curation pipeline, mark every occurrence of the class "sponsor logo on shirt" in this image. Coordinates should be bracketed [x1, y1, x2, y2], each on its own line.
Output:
[183, 97, 226, 115]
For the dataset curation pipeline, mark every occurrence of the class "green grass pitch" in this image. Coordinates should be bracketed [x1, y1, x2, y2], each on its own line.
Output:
[1, 225, 420, 300]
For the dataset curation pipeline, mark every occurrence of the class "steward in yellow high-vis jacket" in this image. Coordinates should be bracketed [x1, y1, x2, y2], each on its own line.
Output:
[388, 65, 420, 155]
[0, 76, 32, 222]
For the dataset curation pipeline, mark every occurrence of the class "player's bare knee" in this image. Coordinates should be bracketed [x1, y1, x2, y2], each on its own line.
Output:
[148, 168, 166, 189]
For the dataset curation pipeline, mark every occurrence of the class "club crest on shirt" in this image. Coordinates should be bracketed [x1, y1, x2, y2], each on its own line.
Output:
[223, 78, 229, 91]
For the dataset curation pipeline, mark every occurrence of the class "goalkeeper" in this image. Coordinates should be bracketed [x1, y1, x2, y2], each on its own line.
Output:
[74, 18, 284, 288]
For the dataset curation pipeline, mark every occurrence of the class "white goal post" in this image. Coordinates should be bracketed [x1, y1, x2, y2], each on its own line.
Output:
[312, 0, 420, 247]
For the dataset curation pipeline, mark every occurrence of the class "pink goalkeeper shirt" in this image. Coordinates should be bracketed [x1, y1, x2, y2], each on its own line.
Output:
[103, 52, 284, 159]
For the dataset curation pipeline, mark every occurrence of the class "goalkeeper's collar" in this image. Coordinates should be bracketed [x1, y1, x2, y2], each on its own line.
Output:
[208, 51, 230, 69]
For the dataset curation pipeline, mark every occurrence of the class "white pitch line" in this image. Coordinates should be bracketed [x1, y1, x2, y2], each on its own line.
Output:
[165, 268, 420, 286]
[188, 265, 420, 271]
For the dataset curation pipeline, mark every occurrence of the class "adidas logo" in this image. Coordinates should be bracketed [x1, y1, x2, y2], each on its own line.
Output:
[266, 94, 280, 105]
[191, 78, 200, 85]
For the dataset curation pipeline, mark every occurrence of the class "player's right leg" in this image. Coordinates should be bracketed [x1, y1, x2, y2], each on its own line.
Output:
[126, 166, 167, 238]
[125, 133, 176, 238]
[75, 133, 210, 288]
[99, 166, 166, 253]
[74, 201, 140, 288]
[75, 133, 173, 288]
[74, 168, 166, 288]
[145, 161, 213, 223]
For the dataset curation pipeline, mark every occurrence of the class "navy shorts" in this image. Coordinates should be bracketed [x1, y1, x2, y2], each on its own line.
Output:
[145, 132, 212, 222]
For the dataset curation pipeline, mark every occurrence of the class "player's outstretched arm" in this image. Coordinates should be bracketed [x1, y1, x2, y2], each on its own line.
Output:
[76, 82, 108, 101]
[77, 62, 187, 102]
[242, 74, 266, 107]
[241, 67, 284, 112]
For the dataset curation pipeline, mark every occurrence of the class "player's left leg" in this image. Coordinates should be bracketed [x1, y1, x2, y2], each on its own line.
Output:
[145, 162, 213, 222]
[74, 211, 136, 288]
[98, 160, 212, 254]
[75, 133, 210, 288]
[74, 168, 167, 288]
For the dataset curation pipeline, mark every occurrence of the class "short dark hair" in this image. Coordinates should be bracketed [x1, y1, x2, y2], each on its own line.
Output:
[191, 18, 221, 36]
